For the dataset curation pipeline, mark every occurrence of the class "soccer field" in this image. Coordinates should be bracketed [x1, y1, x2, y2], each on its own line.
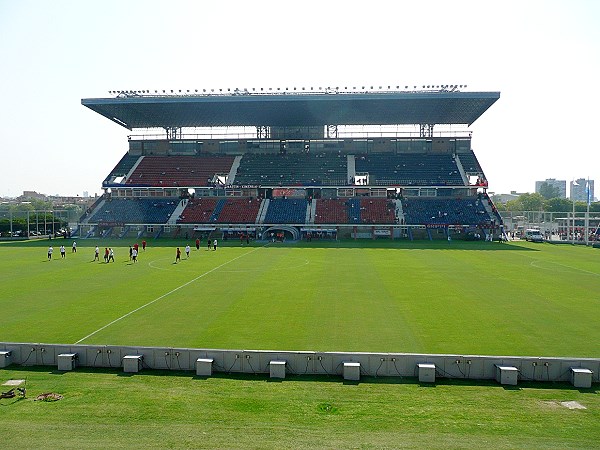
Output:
[1, 239, 598, 357]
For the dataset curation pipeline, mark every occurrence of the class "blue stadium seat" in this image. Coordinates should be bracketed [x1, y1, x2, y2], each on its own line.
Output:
[264, 198, 308, 224]
[88, 198, 179, 224]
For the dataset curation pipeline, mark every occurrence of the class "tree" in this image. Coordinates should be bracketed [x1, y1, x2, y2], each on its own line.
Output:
[494, 202, 507, 212]
[574, 201, 589, 213]
[504, 199, 523, 212]
[544, 197, 572, 212]
[518, 193, 544, 211]
[538, 182, 560, 200]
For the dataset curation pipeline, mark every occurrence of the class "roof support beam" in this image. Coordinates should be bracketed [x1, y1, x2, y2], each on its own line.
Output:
[420, 124, 434, 138]
[326, 125, 338, 139]
[165, 127, 182, 140]
[256, 126, 270, 139]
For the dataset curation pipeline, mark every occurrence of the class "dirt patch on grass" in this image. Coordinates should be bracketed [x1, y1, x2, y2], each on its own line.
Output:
[560, 401, 586, 410]
[539, 400, 587, 410]
[35, 393, 63, 402]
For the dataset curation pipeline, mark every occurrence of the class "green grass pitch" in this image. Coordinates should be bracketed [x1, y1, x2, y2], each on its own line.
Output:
[0, 238, 599, 357]
[1, 239, 599, 448]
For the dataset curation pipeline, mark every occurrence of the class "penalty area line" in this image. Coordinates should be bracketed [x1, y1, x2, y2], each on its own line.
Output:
[74, 244, 267, 344]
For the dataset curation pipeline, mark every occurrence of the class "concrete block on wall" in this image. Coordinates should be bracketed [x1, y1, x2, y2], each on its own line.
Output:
[343, 362, 360, 381]
[495, 365, 518, 386]
[418, 363, 436, 383]
[0, 351, 12, 368]
[570, 367, 593, 388]
[196, 358, 214, 376]
[57, 353, 77, 371]
[123, 355, 143, 373]
[269, 360, 286, 379]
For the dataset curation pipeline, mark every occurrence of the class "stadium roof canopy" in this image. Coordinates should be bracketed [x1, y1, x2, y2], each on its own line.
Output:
[82, 90, 500, 130]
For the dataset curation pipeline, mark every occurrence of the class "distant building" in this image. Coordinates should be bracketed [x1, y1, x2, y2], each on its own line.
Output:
[19, 191, 47, 201]
[490, 191, 525, 204]
[570, 178, 595, 202]
[535, 179, 566, 198]
[17, 190, 97, 207]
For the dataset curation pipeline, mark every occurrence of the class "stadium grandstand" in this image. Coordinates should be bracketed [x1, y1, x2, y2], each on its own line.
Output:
[79, 85, 502, 241]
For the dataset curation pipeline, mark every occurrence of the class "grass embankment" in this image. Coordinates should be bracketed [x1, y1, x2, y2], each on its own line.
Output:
[1, 366, 598, 448]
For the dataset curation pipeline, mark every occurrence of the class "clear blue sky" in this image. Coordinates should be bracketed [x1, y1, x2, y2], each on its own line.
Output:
[1, 0, 599, 198]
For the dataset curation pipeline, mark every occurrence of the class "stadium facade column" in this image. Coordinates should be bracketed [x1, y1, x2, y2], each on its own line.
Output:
[419, 123, 434, 137]
[165, 127, 181, 139]
[256, 126, 270, 139]
[571, 179, 577, 244]
[326, 125, 338, 138]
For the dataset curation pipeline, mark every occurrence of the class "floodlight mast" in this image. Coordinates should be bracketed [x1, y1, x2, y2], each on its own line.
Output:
[107, 84, 468, 99]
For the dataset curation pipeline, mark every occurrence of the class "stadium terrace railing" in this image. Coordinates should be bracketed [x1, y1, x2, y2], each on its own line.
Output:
[127, 130, 474, 141]
[1, 342, 597, 385]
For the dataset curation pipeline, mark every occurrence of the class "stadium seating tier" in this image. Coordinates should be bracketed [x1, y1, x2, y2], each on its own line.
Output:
[88, 198, 179, 224]
[126, 155, 235, 187]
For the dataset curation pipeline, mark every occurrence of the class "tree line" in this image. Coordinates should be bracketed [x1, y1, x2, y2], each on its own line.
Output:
[494, 192, 600, 213]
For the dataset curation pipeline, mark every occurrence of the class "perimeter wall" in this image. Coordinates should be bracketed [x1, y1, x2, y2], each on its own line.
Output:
[1, 342, 598, 384]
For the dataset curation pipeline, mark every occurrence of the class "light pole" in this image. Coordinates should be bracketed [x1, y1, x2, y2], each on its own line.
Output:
[571, 179, 579, 244]
[572, 194, 576, 244]
[585, 179, 591, 246]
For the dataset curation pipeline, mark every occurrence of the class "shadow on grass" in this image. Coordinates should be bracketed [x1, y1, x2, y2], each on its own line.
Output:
[0, 396, 27, 407]
[1, 238, 540, 252]
[3, 365, 597, 392]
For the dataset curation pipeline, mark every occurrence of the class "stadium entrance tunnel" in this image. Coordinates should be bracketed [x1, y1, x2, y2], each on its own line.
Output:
[263, 226, 300, 241]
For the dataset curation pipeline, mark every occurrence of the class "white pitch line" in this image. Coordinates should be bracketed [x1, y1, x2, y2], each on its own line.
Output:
[530, 259, 600, 277]
[74, 245, 266, 344]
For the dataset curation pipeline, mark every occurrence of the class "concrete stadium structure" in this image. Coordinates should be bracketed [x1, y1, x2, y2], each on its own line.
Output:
[77, 86, 504, 242]
[1, 342, 597, 388]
